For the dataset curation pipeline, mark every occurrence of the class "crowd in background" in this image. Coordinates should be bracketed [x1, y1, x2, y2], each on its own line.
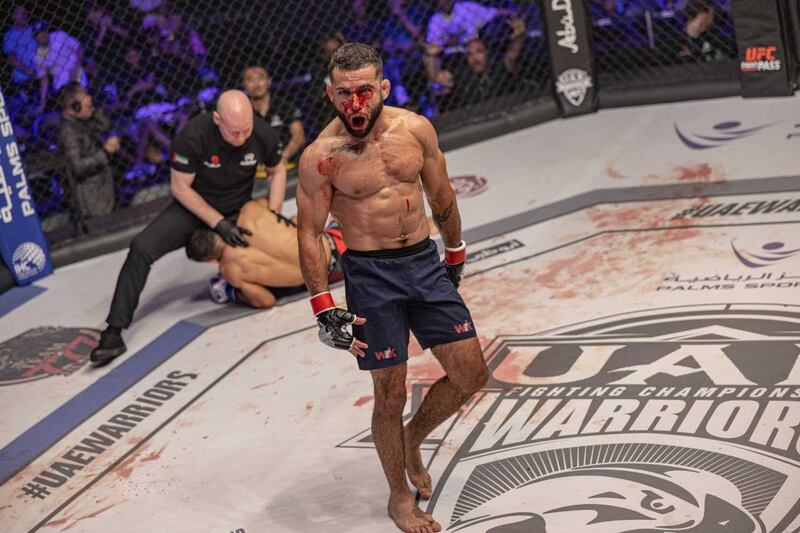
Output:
[1, 0, 735, 231]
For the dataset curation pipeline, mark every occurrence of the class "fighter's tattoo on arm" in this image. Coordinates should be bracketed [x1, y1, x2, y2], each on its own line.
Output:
[432, 200, 455, 228]
[332, 142, 364, 156]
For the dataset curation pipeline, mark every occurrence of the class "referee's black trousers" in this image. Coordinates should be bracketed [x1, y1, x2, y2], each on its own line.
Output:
[106, 201, 222, 329]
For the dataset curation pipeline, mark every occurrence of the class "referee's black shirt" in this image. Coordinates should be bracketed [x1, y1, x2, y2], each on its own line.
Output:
[169, 113, 283, 214]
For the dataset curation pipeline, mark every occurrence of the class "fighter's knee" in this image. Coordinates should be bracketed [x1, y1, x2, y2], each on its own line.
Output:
[453, 362, 489, 395]
[372, 382, 407, 414]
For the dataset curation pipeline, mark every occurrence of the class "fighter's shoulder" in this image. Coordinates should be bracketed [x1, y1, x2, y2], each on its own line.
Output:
[392, 108, 437, 148]
[298, 138, 333, 179]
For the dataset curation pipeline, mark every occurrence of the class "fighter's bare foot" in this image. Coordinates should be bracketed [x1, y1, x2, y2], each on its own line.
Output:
[404, 436, 433, 499]
[388, 493, 441, 533]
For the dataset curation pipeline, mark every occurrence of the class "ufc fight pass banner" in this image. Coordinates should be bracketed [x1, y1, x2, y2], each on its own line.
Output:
[732, 0, 794, 97]
[541, 0, 598, 116]
[0, 87, 53, 285]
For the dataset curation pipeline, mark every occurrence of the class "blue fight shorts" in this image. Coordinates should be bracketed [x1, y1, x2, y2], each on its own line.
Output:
[342, 238, 477, 371]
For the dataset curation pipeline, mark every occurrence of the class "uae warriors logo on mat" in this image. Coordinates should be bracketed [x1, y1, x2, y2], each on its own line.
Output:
[0, 327, 100, 385]
[343, 304, 800, 532]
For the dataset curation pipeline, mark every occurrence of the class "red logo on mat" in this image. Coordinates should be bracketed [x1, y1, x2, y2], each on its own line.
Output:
[0, 327, 100, 385]
[375, 347, 398, 360]
[449, 175, 488, 199]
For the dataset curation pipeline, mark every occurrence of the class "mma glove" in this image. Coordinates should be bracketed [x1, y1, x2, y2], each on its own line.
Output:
[214, 218, 252, 247]
[310, 291, 358, 350]
[443, 240, 467, 288]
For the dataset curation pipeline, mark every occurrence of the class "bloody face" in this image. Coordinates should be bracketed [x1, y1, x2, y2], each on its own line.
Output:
[329, 66, 385, 139]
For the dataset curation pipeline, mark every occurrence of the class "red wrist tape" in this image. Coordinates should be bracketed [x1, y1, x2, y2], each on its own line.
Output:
[310, 291, 335, 315]
[445, 240, 467, 265]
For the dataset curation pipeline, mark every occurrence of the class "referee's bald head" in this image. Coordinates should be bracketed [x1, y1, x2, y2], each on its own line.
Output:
[214, 90, 254, 147]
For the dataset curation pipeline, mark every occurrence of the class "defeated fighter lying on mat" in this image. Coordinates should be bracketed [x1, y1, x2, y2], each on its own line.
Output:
[185, 197, 345, 308]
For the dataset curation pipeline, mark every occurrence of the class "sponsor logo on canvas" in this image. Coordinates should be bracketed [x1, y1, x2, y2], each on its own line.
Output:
[731, 240, 800, 269]
[449, 175, 488, 198]
[342, 305, 800, 531]
[467, 240, 524, 264]
[0, 327, 99, 385]
[658, 271, 800, 292]
[674, 120, 773, 150]
[658, 238, 800, 292]
[19, 370, 199, 500]
[672, 198, 800, 219]
[556, 68, 592, 107]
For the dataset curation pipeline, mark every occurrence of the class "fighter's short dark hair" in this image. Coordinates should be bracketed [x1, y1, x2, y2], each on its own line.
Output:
[328, 42, 383, 80]
[186, 229, 222, 262]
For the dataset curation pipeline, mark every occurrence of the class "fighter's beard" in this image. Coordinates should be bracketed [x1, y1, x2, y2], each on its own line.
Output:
[333, 99, 383, 139]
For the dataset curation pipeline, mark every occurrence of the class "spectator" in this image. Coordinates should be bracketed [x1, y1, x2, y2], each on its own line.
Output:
[679, 0, 725, 62]
[4, 6, 39, 89]
[242, 65, 306, 166]
[309, 33, 346, 136]
[83, 3, 130, 68]
[143, 8, 207, 95]
[381, 0, 428, 107]
[115, 47, 162, 115]
[3, 6, 40, 141]
[113, 46, 170, 175]
[129, 0, 163, 13]
[56, 83, 119, 221]
[343, 0, 382, 47]
[425, 0, 507, 50]
[423, 1, 515, 98]
[33, 22, 88, 114]
[455, 18, 527, 107]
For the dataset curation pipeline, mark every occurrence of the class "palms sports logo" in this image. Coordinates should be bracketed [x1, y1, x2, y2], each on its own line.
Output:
[674, 120, 773, 150]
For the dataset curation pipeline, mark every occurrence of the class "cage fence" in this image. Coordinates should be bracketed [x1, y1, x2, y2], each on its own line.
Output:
[1, 0, 737, 247]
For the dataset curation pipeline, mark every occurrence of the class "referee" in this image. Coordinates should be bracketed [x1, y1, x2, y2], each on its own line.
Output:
[90, 90, 286, 364]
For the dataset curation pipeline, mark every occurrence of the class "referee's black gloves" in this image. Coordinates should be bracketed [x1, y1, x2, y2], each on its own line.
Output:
[214, 218, 252, 247]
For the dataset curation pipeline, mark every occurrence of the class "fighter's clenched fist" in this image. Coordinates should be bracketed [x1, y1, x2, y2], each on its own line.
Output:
[310, 291, 368, 356]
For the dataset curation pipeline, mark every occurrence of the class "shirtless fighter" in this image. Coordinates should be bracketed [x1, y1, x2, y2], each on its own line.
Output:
[185, 197, 345, 308]
[296, 43, 488, 533]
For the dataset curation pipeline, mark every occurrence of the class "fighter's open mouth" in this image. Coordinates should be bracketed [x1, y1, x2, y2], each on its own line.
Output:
[352, 116, 366, 128]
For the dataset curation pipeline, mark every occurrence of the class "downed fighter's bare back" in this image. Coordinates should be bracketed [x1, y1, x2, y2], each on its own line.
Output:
[220, 199, 330, 287]
[313, 106, 429, 251]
